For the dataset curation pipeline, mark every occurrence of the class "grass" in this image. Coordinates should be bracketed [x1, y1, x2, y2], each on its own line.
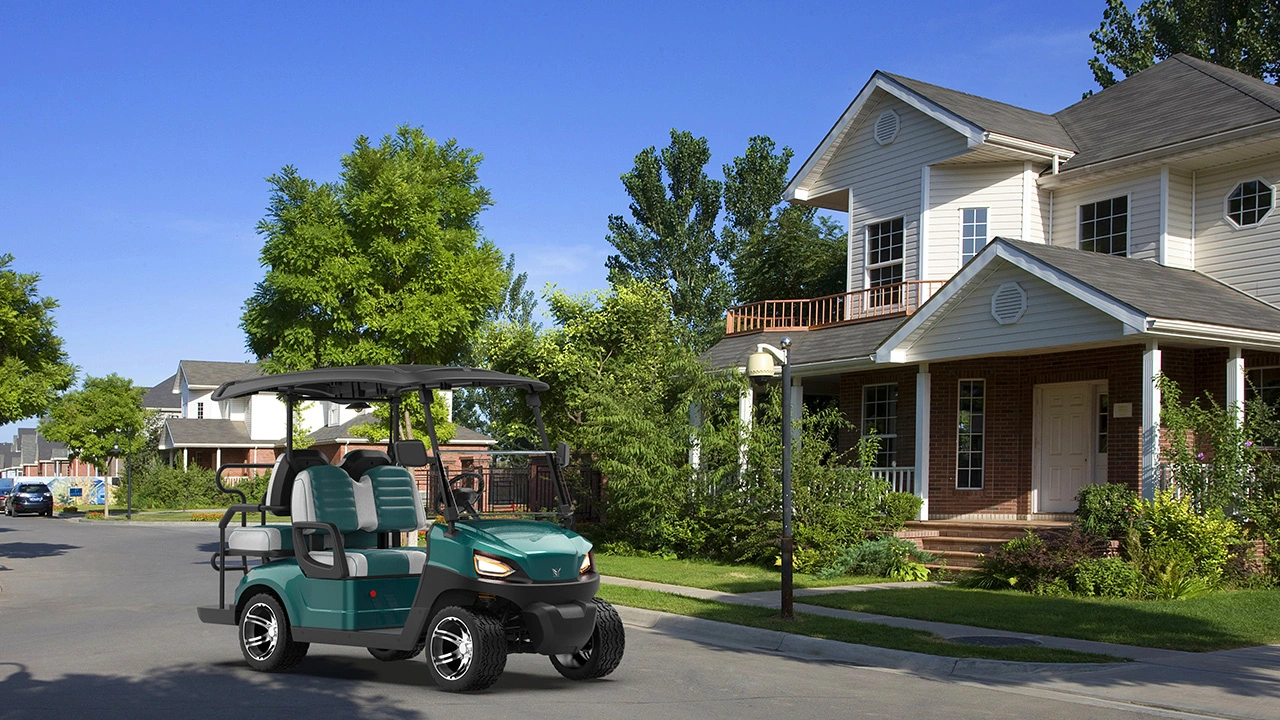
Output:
[596, 553, 884, 593]
[801, 586, 1280, 652]
[597, 584, 1122, 664]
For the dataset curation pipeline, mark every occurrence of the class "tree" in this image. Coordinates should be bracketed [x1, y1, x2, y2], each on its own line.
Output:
[242, 125, 510, 438]
[40, 375, 151, 514]
[723, 137, 846, 304]
[605, 130, 729, 351]
[1089, 0, 1280, 89]
[0, 254, 75, 425]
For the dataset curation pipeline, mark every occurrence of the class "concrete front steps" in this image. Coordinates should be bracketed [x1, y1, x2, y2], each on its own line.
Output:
[898, 519, 1073, 570]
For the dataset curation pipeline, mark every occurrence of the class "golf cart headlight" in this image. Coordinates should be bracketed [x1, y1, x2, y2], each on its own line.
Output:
[474, 553, 516, 578]
[580, 552, 595, 575]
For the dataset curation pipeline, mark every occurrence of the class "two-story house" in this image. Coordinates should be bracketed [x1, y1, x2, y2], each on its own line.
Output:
[707, 54, 1280, 523]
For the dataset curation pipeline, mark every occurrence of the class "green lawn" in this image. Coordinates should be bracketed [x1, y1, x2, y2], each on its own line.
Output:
[597, 585, 1121, 664]
[801, 586, 1280, 652]
[596, 553, 884, 593]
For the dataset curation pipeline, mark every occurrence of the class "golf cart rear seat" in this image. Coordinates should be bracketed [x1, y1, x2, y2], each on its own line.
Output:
[225, 449, 332, 555]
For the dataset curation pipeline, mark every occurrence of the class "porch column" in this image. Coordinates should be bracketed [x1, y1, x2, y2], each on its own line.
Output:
[738, 385, 754, 472]
[215, 447, 222, 472]
[1226, 346, 1246, 426]
[914, 364, 931, 520]
[182, 448, 189, 471]
[1142, 341, 1162, 500]
[789, 379, 803, 453]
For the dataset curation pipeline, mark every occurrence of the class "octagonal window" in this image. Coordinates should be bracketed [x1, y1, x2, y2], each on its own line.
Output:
[1226, 179, 1274, 228]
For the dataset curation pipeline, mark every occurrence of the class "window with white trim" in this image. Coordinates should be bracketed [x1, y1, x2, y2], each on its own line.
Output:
[1079, 196, 1128, 256]
[862, 384, 898, 467]
[196, 402, 204, 420]
[961, 207, 988, 265]
[866, 217, 904, 306]
[1226, 180, 1273, 228]
[957, 380, 985, 489]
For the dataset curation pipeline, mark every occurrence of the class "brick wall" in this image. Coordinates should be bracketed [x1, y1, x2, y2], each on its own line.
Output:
[837, 366, 918, 466]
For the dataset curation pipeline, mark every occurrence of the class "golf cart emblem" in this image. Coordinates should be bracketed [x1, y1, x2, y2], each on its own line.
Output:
[552, 567, 562, 578]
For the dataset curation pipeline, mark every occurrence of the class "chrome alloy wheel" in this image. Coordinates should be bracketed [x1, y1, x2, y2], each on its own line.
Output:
[241, 601, 280, 662]
[430, 617, 474, 681]
[554, 635, 593, 669]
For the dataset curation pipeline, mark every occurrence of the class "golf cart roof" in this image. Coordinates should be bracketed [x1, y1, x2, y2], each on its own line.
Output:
[210, 364, 548, 402]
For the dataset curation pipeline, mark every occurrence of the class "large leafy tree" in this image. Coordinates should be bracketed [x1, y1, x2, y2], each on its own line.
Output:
[0, 254, 75, 425]
[1089, 0, 1280, 89]
[39, 374, 151, 474]
[605, 130, 729, 351]
[723, 137, 846, 304]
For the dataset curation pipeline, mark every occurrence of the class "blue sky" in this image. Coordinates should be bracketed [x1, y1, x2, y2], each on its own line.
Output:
[2, 0, 1106, 434]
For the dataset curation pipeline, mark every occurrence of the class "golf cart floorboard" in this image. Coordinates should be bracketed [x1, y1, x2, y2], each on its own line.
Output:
[292, 625, 423, 650]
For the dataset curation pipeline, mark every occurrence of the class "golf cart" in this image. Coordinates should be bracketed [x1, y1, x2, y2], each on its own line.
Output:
[196, 365, 623, 692]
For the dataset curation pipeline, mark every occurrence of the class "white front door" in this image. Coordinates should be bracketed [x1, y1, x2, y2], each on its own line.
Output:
[1036, 382, 1093, 513]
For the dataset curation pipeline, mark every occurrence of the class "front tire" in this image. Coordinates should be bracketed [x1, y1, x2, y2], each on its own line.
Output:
[239, 593, 309, 672]
[550, 599, 625, 681]
[425, 606, 506, 692]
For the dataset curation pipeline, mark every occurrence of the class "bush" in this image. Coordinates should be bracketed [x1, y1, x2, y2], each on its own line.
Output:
[1138, 490, 1239, 584]
[816, 537, 936, 581]
[131, 464, 269, 510]
[879, 492, 923, 529]
[1076, 482, 1139, 538]
[964, 528, 1107, 593]
[1072, 557, 1142, 598]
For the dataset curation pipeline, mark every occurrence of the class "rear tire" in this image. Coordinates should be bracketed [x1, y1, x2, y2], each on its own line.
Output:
[239, 593, 309, 672]
[368, 642, 424, 662]
[425, 606, 506, 692]
[550, 599, 625, 680]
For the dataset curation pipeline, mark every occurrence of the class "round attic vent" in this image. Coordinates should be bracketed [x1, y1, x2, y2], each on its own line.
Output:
[874, 110, 900, 145]
[991, 282, 1027, 325]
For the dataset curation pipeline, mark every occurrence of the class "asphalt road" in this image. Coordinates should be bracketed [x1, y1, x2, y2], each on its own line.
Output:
[0, 516, 1190, 720]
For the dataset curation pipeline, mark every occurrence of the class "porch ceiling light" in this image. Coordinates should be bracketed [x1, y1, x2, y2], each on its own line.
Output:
[346, 401, 372, 411]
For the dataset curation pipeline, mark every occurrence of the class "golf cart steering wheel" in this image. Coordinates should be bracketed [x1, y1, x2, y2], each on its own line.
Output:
[438, 471, 484, 519]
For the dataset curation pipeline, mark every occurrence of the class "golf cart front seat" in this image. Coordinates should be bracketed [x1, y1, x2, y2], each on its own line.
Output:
[225, 449, 331, 555]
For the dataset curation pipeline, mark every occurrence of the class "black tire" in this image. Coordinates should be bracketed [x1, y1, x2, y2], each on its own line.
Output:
[368, 642, 424, 662]
[239, 592, 309, 672]
[425, 606, 506, 692]
[550, 599, 625, 681]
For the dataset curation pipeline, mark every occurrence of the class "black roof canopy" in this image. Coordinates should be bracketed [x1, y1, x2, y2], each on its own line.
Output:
[210, 365, 548, 402]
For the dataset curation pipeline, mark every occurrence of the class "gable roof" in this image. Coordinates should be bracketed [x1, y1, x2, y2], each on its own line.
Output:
[701, 317, 901, 371]
[142, 374, 181, 411]
[1054, 54, 1280, 171]
[178, 361, 262, 390]
[308, 414, 496, 445]
[162, 418, 266, 447]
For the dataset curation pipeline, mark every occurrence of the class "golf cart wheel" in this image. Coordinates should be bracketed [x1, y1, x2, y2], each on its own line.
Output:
[550, 598, 625, 681]
[426, 606, 506, 692]
[368, 641, 424, 662]
[239, 592, 309, 672]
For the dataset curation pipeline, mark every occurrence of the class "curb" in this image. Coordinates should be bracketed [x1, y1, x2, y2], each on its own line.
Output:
[613, 605, 1123, 679]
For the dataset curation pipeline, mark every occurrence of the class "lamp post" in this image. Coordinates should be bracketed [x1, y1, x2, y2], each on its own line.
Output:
[112, 427, 136, 521]
[747, 337, 794, 620]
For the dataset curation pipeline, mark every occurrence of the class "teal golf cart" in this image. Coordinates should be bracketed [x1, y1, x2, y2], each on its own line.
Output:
[197, 365, 623, 692]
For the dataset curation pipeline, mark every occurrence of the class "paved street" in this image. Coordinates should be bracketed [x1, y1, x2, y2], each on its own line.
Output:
[0, 516, 1250, 719]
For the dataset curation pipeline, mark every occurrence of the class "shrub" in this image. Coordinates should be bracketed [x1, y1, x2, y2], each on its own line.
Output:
[965, 527, 1107, 593]
[189, 512, 223, 522]
[1076, 482, 1139, 538]
[1072, 557, 1142, 598]
[1138, 490, 1240, 584]
[816, 537, 936, 581]
[879, 492, 923, 529]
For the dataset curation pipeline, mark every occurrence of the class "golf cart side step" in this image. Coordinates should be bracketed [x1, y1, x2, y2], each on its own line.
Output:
[198, 606, 236, 625]
[292, 624, 421, 650]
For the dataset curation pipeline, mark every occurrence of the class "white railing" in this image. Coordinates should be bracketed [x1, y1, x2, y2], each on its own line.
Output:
[871, 467, 915, 495]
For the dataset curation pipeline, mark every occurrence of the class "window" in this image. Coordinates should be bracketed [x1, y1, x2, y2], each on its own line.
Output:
[1227, 180, 1273, 228]
[1097, 393, 1109, 454]
[866, 217, 904, 305]
[1080, 196, 1128, 256]
[196, 402, 204, 419]
[1248, 368, 1280, 446]
[326, 402, 341, 427]
[961, 207, 988, 264]
[957, 380, 985, 489]
[862, 384, 898, 467]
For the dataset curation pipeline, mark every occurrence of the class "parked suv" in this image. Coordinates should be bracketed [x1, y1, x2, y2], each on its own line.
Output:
[7, 482, 53, 517]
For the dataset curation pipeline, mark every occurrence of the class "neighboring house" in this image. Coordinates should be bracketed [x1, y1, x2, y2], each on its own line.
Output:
[0, 427, 101, 478]
[141, 373, 182, 418]
[707, 54, 1280, 521]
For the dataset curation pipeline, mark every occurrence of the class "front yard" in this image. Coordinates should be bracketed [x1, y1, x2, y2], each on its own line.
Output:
[801, 586, 1280, 652]
[596, 553, 884, 593]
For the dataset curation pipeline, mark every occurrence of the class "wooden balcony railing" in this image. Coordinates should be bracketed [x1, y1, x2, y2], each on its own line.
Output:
[724, 280, 945, 335]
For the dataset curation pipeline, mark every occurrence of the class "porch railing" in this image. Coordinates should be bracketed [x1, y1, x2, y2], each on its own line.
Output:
[417, 464, 604, 522]
[871, 467, 915, 495]
[724, 281, 944, 335]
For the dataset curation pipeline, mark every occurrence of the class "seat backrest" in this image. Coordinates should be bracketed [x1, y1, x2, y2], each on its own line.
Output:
[266, 449, 330, 515]
[339, 449, 392, 482]
[352, 466, 426, 533]
[290, 465, 362, 534]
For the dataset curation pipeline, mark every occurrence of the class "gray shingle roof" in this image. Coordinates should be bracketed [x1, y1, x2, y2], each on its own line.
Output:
[164, 419, 259, 446]
[882, 72, 1077, 151]
[701, 317, 902, 370]
[450, 426, 496, 445]
[179, 361, 262, 389]
[1055, 54, 1280, 171]
[307, 414, 496, 445]
[143, 373, 181, 411]
[999, 238, 1280, 331]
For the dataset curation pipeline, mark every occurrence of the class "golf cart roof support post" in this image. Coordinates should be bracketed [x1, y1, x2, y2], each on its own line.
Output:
[389, 395, 400, 463]
[285, 395, 295, 463]
[419, 387, 459, 533]
[526, 392, 574, 523]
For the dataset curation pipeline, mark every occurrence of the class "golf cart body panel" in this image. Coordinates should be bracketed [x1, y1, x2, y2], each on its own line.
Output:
[196, 364, 620, 688]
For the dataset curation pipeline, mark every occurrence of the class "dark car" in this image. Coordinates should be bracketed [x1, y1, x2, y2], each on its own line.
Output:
[0, 481, 12, 512]
[6, 482, 53, 517]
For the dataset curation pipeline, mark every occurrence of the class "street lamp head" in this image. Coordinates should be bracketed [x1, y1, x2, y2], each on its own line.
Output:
[746, 350, 775, 379]
[111, 442, 121, 456]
